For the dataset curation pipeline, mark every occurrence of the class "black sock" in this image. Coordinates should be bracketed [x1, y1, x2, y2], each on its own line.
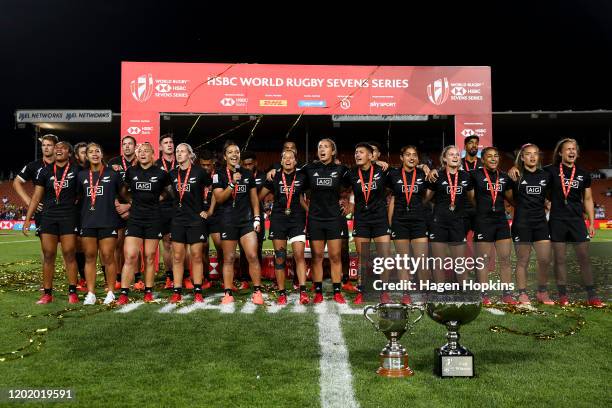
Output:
[357, 285, 363, 293]
[116, 273, 121, 281]
[254, 285, 261, 293]
[299, 285, 307, 293]
[279, 289, 286, 296]
[341, 274, 349, 284]
[68, 285, 77, 294]
[557, 285, 567, 296]
[165, 270, 173, 279]
[333, 283, 341, 294]
[44, 288, 53, 295]
[144, 287, 153, 294]
[76, 252, 85, 279]
[120, 288, 130, 296]
[585, 285, 596, 298]
[225, 289, 233, 296]
[194, 284, 202, 294]
[135, 272, 142, 281]
[518, 288, 527, 295]
[537, 285, 547, 293]
[101, 265, 106, 273]
[314, 281, 323, 294]
[173, 287, 183, 295]
[482, 291, 489, 298]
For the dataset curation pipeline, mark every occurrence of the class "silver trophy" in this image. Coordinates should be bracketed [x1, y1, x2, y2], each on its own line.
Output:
[426, 292, 481, 377]
[364, 303, 423, 377]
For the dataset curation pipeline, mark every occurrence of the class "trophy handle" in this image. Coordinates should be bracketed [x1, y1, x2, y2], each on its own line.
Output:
[363, 305, 379, 330]
[403, 305, 424, 329]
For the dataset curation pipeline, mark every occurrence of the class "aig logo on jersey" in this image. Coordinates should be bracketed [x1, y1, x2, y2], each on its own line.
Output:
[52, 180, 69, 188]
[316, 178, 333, 186]
[486, 183, 503, 192]
[236, 185, 247, 193]
[526, 186, 541, 195]
[86, 186, 104, 196]
[175, 183, 191, 192]
[563, 180, 580, 188]
[136, 182, 152, 191]
[401, 185, 418, 193]
[446, 186, 464, 194]
[359, 181, 377, 191]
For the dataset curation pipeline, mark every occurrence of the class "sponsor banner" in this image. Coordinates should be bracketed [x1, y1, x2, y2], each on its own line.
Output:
[120, 111, 161, 156]
[332, 114, 428, 121]
[594, 220, 612, 230]
[454, 114, 493, 155]
[3, 221, 36, 231]
[16, 110, 113, 123]
[121, 62, 491, 115]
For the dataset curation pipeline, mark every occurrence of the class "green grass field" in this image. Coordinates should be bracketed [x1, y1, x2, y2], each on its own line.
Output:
[0, 230, 610, 407]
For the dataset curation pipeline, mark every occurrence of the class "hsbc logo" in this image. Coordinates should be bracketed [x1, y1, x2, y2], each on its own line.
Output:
[427, 77, 450, 106]
[461, 129, 475, 137]
[127, 127, 141, 135]
[130, 74, 154, 103]
[136, 182, 151, 191]
[451, 87, 467, 96]
[155, 83, 172, 93]
[526, 186, 541, 195]
[221, 97, 235, 107]
[446, 186, 464, 194]
[316, 178, 333, 186]
[86, 186, 104, 196]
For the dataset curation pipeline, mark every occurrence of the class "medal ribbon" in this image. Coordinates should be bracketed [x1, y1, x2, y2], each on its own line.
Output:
[401, 167, 417, 209]
[358, 166, 374, 208]
[282, 171, 296, 212]
[483, 167, 500, 208]
[88, 166, 104, 209]
[559, 163, 576, 204]
[177, 165, 192, 206]
[53, 162, 70, 204]
[446, 169, 458, 208]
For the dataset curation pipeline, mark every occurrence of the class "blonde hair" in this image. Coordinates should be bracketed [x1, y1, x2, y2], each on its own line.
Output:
[552, 138, 579, 166]
[514, 143, 540, 177]
[176, 143, 196, 163]
[439, 145, 458, 169]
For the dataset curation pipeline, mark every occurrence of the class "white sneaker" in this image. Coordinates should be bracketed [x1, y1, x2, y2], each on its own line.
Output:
[103, 291, 115, 305]
[83, 292, 97, 305]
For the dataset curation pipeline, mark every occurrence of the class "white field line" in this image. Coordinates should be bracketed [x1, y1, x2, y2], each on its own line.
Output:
[316, 301, 360, 408]
[115, 301, 144, 313]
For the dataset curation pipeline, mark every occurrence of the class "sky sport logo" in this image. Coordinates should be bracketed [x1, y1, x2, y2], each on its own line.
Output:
[427, 77, 450, 105]
[130, 73, 154, 103]
[136, 182, 151, 191]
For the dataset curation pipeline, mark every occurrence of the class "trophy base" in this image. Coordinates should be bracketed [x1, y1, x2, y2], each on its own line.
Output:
[377, 353, 414, 378]
[434, 348, 474, 378]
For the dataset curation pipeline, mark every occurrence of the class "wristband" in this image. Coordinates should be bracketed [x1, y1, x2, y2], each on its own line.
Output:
[228, 182, 235, 189]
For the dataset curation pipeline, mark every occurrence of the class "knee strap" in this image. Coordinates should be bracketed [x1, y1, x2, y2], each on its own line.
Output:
[274, 249, 287, 270]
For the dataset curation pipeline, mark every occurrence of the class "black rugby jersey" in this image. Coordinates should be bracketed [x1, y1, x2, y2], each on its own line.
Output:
[34, 162, 79, 219]
[470, 168, 512, 220]
[124, 164, 170, 224]
[301, 161, 349, 221]
[212, 167, 257, 224]
[388, 167, 429, 220]
[169, 165, 212, 226]
[343, 164, 388, 222]
[427, 169, 473, 220]
[263, 170, 308, 218]
[545, 164, 591, 221]
[77, 167, 122, 229]
[512, 168, 551, 225]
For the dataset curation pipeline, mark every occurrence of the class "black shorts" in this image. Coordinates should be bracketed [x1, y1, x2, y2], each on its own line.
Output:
[391, 218, 428, 240]
[208, 216, 223, 234]
[221, 222, 254, 241]
[307, 217, 348, 241]
[160, 212, 173, 236]
[428, 217, 466, 244]
[171, 223, 207, 244]
[34, 212, 42, 237]
[352, 219, 390, 239]
[39, 216, 78, 236]
[463, 211, 478, 234]
[549, 219, 590, 243]
[474, 218, 511, 242]
[80, 227, 119, 240]
[269, 217, 306, 241]
[125, 222, 162, 240]
[511, 222, 551, 243]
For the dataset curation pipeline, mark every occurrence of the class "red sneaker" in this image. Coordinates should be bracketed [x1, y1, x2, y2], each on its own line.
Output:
[114, 281, 121, 290]
[164, 277, 174, 289]
[117, 294, 129, 305]
[502, 294, 519, 305]
[558, 295, 569, 306]
[134, 280, 145, 291]
[194, 293, 204, 303]
[76, 279, 88, 292]
[313, 293, 324, 304]
[587, 297, 606, 308]
[36, 293, 53, 304]
[401, 294, 412, 305]
[299, 291, 310, 305]
[333, 292, 346, 304]
[202, 280, 212, 290]
[518, 293, 531, 305]
[251, 291, 264, 305]
[143, 292, 154, 303]
[169, 293, 182, 304]
[536, 291, 555, 305]
[342, 281, 358, 293]
[238, 281, 250, 290]
[482, 296, 492, 306]
[380, 292, 391, 304]
[68, 293, 79, 304]
[221, 293, 235, 304]
[183, 278, 194, 290]
[277, 294, 288, 305]
[353, 293, 363, 305]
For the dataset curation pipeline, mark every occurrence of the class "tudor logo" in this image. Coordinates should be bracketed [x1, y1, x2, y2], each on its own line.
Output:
[127, 126, 141, 135]
[130, 73, 154, 103]
[427, 77, 450, 106]
[155, 83, 171, 93]
[221, 97, 235, 107]
[461, 129, 475, 137]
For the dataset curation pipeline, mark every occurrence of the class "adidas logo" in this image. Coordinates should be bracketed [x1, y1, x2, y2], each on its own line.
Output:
[442, 181, 448, 185]
[158, 233, 162, 238]
[200, 235, 205, 239]
[133, 177, 138, 180]
[521, 180, 528, 184]
[396, 180, 402, 183]
[341, 231, 344, 236]
[477, 234, 484, 240]
[222, 233, 227, 238]
[112, 230, 117, 235]
[313, 172, 319, 176]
